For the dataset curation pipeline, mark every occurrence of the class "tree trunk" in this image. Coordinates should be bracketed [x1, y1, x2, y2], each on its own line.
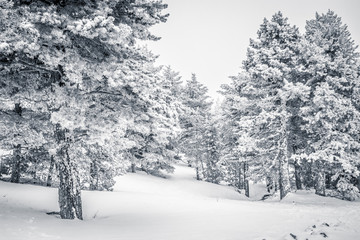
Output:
[200, 157, 206, 180]
[357, 165, 360, 192]
[243, 161, 249, 197]
[10, 144, 22, 183]
[195, 166, 200, 180]
[31, 156, 37, 181]
[315, 161, 326, 196]
[46, 155, 55, 187]
[11, 104, 23, 183]
[237, 165, 244, 190]
[57, 146, 83, 220]
[279, 154, 291, 200]
[55, 124, 83, 220]
[266, 176, 273, 193]
[294, 161, 302, 190]
[90, 159, 98, 190]
[131, 162, 136, 173]
[279, 100, 291, 200]
[303, 159, 313, 190]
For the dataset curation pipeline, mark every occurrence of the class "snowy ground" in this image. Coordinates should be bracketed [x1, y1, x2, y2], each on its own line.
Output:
[1, 164, 360, 240]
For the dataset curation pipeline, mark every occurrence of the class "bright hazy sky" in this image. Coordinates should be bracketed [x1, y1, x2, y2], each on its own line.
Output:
[146, 0, 360, 98]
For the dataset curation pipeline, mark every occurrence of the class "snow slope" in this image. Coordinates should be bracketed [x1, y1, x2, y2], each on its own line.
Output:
[1, 164, 360, 240]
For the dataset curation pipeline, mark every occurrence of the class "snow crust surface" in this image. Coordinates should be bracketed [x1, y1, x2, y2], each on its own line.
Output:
[1, 164, 360, 240]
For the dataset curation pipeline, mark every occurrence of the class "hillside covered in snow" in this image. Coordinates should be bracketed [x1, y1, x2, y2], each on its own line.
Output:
[1, 164, 360, 240]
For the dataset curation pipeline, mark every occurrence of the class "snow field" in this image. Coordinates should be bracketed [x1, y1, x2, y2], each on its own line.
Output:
[1, 164, 359, 240]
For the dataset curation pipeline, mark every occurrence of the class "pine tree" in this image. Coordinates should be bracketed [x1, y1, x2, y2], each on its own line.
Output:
[302, 10, 360, 200]
[242, 12, 306, 199]
[0, 0, 169, 219]
[180, 74, 211, 180]
[202, 117, 222, 184]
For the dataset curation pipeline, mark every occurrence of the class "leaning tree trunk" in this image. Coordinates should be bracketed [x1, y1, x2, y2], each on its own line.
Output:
[10, 144, 22, 183]
[55, 124, 83, 220]
[315, 160, 326, 196]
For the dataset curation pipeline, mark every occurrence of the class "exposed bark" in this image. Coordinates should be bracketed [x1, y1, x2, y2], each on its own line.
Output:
[294, 161, 302, 190]
[10, 144, 22, 183]
[90, 159, 98, 190]
[55, 124, 83, 220]
[131, 162, 136, 173]
[200, 157, 206, 180]
[266, 176, 273, 193]
[195, 166, 200, 181]
[31, 156, 37, 181]
[278, 141, 291, 199]
[243, 161, 249, 197]
[303, 159, 313, 190]
[357, 166, 360, 192]
[10, 103, 23, 183]
[238, 165, 244, 190]
[315, 161, 326, 196]
[46, 155, 55, 187]
[278, 98, 292, 200]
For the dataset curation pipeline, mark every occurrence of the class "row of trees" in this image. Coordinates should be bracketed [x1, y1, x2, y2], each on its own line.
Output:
[1, 0, 359, 221]
[213, 11, 360, 201]
[165, 11, 360, 202]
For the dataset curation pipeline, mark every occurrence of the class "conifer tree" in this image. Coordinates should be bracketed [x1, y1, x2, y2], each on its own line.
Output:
[242, 12, 306, 199]
[180, 74, 211, 180]
[0, 0, 169, 219]
[302, 10, 360, 199]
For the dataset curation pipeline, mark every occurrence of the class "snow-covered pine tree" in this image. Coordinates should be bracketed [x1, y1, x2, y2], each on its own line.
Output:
[218, 73, 255, 197]
[302, 10, 360, 200]
[242, 12, 306, 199]
[180, 74, 212, 180]
[0, 0, 169, 219]
[129, 64, 180, 177]
[202, 117, 222, 184]
[160, 66, 185, 162]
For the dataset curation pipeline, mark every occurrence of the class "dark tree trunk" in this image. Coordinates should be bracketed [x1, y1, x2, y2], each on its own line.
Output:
[0, 158, 3, 177]
[11, 103, 23, 183]
[57, 146, 83, 220]
[237, 163, 244, 190]
[10, 144, 22, 183]
[266, 176, 273, 193]
[357, 165, 360, 192]
[131, 162, 136, 173]
[90, 159, 98, 190]
[303, 159, 313, 190]
[243, 161, 249, 197]
[195, 166, 200, 180]
[46, 155, 55, 187]
[31, 156, 37, 181]
[315, 161, 326, 196]
[294, 161, 302, 190]
[55, 124, 83, 220]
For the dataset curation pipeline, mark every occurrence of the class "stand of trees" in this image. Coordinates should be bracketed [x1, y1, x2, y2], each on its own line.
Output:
[0, 1, 359, 223]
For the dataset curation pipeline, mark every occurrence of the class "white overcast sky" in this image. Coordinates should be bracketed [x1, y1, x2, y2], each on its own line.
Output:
[146, 0, 360, 98]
